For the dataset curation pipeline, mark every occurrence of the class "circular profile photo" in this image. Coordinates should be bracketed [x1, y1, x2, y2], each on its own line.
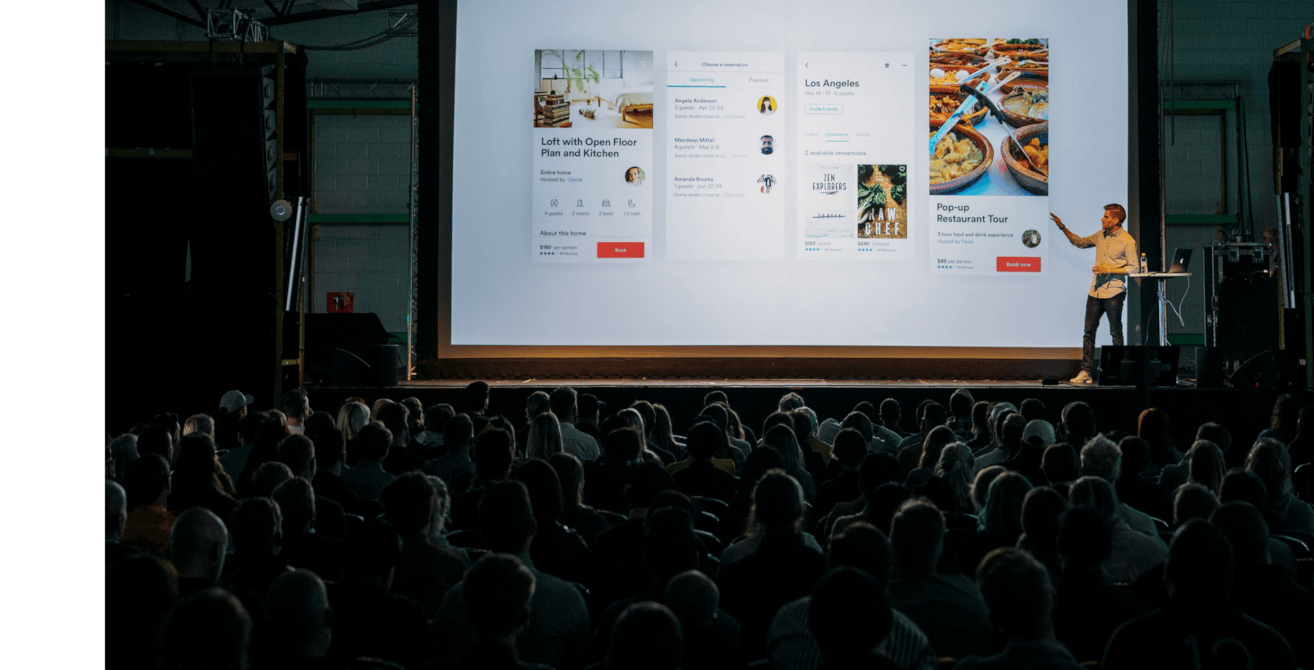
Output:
[1022, 229, 1041, 248]
[757, 173, 776, 194]
[624, 166, 645, 186]
[761, 135, 774, 155]
[757, 95, 777, 115]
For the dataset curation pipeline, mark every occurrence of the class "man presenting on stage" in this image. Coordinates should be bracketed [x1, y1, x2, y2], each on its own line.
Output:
[1051, 204, 1139, 384]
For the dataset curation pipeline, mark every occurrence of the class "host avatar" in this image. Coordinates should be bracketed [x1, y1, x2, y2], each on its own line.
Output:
[758, 96, 776, 115]
[761, 135, 774, 155]
[625, 166, 645, 186]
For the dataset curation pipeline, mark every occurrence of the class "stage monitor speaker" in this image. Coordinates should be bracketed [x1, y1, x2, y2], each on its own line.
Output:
[304, 313, 390, 364]
[369, 345, 401, 387]
[1217, 275, 1280, 366]
[1196, 346, 1224, 388]
[328, 348, 372, 387]
[1228, 350, 1278, 390]
[1098, 346, 1180, 386]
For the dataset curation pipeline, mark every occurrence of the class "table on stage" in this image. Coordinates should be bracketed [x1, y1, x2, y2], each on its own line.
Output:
[1128, 272, 1190, 346]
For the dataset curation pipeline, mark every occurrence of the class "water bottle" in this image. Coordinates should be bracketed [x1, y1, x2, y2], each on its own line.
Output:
[1140, 252, 1148, 273]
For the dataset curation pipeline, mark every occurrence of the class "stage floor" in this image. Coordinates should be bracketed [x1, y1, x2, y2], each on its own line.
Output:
[392, 377, 1158, 389]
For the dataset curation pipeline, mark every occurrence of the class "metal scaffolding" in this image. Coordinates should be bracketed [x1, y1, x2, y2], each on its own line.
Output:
[407, 83, 420, 379]
[306, 78, 418, 100]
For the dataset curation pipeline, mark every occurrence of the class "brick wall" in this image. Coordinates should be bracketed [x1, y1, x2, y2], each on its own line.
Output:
[1157, 1, 1310, 340]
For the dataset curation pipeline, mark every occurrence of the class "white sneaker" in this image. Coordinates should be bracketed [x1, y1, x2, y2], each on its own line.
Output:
[1069, 370, 1093, 384]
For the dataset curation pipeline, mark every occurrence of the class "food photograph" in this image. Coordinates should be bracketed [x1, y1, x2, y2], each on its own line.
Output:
[928, 38, 1049, 196]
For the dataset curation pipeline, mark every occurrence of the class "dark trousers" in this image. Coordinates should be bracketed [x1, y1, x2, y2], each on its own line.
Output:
[1082, 293, 1125, 374]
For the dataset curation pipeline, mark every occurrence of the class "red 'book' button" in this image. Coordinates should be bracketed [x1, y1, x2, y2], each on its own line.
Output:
[997, 256, 1041, 272]
[597, 242, 645, 258]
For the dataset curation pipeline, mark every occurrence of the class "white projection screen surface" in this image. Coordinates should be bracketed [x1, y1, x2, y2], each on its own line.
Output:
[446, 0, 1130, 352]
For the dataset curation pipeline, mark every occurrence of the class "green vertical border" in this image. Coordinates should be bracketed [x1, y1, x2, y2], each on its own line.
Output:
[5, 0, 103, 664]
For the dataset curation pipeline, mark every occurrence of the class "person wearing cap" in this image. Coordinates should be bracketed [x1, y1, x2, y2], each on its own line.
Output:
[1005, 421, 1056, 487]
[221, 390, 255, 418]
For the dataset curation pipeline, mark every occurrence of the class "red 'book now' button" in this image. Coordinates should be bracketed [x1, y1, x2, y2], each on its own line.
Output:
[997, 256, 1041, 272]
[597, 242, 645, 258]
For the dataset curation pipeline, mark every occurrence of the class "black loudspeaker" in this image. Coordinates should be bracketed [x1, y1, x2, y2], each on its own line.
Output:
[305, 313, 390, 364]
[1228, 350, 1279, 390]
[369, 345, 401, 387]
[328, 348, 372, 387]
[1217, 276, 1280, 367]
[1098, 346, 1181, 386]
[1196, 346, 1224, 388]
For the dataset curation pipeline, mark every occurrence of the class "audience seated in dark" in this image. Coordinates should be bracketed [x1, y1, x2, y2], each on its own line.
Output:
[422, 413, 474, 489]
[236, 417, 292, 498]
[1171, 482, 1219, 528]
[263, 569, 339, 668]
[955, 548, 1084, 670]
[1051, 506, 1148, 663]
[1211, 500, 1314, 668]
[717, 447, 785, 543]
[1006, 420, 1054, 486]
[433, 480, 592, 669]
[378, 472, 467, 618]
[1138, 407, 1182, 473]
[823, 453, 903, 538]
[338, 422, 397, 502]
[585, 427, 646, 515]
[549, 452, 613, 543]
[377, 402, 423, 475]
[106, 479, 133, 565]
[664, 569, 745, 670]
[903, 425, 956, 491]
[1039, 443, 1078, 498]
[221, 497, 292, 605]
[106, 554, 177, 670]
[1261, 393, 1306, 446]
[325, 520, 430, 667]
[1017, 487, 1066, 582]
[768, 522, 936, 670]
[104, 385, 1314, 670]
[274, 477, 342, 582]
[1114, 436, 1172, 521]
[1103, 519, 1297, 669]
[887, 499, 996, 660]
[1068, 475, 1166, 582]
[1286, 406, 1313, 470]
[449, 426, 515, 531]
[1247, 438, 1314, 535]
[595, 505, 703, 655]
[517, 458, 591, 584]
[672, 421, 739, 503]
[761, 423, 818, 501]
[1056, 402, 1097, 458]
[159, 588, 251, 670]
[1080, 435, 1164, 542]
[169, 433, 239, 524]
[811, 428, 866, 524]
[307, 427, 371, 518]
[122, 453, 176, 554]
[418, 553, 549, 670]
[277, 434, 347, 537]
[717, 469, 829, 659]
[914, 443, 975, 517]
[957, 471, 1031, 576]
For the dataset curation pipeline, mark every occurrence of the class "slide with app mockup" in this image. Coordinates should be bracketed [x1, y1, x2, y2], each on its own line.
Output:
[532, 49, 654, 263]
[796, 52, 914, 261]
[449, 2, 1128, 347]
[927, 38, 1050, 275]
[666, 52, 785, 261]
